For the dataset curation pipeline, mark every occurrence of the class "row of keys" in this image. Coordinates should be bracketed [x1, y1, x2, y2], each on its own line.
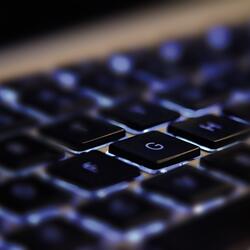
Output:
[0, 153, 244, 218]
[0, 114, 247, 176]
[4, 162, 250, 250]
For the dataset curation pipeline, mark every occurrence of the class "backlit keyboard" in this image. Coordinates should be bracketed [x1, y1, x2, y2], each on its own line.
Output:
[0, 22, 249, 250]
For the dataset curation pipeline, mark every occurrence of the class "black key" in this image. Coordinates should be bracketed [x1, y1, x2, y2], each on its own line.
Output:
[201, 144, 250, 183]
[102, 101, 179, 131]
[142, 165, 233, 205]
[20, 84, 93, 117]
[47, 150, 140, 191]
[144, 194, 250, 250]
[0, 134, 63, 172]
[168, 115, 250, 150]
[0, 106, 36, 136]
[160, 85, 228, 110]
[40, 115, 125, 152]
[109, 131, 200, 172]
[224, 102, 250, 123]
[6, 218, 98, 250]
[77, 64, 147, 99]
[0, 176, 70, 214]
[78, 191, 168, 230]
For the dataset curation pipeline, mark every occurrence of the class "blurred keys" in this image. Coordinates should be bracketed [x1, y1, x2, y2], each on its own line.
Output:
[47, 150, 140, 192]
[0, 106, 36, 136]
[109, 131, 200, 172]
[78, 191, 168, 230]
[201, 144, 250, 183]
[0, 176, 70, 214]
[0, 134, 63, 172]
[6, 218, 99, 250]
[168, 115, 250, 150]
[102, 101, 180, 131]
[144, 194, 250, 250]
[40, 115, 125, 152]
[20, 84, 94, 117]
[142, 165, 233, 206]
[224, 102, 250, 123]
[160, 85, 229, 111]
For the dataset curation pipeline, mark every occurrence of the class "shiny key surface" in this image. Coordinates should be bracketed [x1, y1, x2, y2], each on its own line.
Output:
[109, 131, 200, 172]
[47, 150, 140, 192]
[102, 101, 180, 131]
[40, 115, 125, 152]
[168, 114, 250, 150]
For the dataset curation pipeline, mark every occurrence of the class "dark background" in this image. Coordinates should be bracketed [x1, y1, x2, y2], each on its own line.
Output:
[0, 1, 174, 48]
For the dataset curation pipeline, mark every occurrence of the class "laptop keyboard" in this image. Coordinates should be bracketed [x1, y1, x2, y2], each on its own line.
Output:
[0, 22, 249, 250]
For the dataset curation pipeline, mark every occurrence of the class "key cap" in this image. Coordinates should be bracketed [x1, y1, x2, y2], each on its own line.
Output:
[40, 115, 125, 152]
[0, 134, 63, 172]
[160, 85, 228, 110]
[144, 194, 250, 250]
[20, 84, 93, 117]
[6, 218, 98, 250]
[142, 165, 233, 206]
[47, 150, 140, 192]
[0, 176, 70, 214]
[224, 102, 250, 123]
[168, 114, 250, 150]
[109, 131, 200, 172]
[78, 191, 168, 230]
[78, 65, 147, 99]
[201, 144, 250, 183]
[0, 106, 36, 136]
[102, 101, 180, 131]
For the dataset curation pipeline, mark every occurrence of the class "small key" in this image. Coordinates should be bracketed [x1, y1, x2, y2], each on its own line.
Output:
[142, 165, 233, 205]
[144, 194, 250, 250]
[102, 101, 179, 131]
[168, 114, 250, 150]
[0, 134, 63, 172]
[224, 102, 250, 123]
[0, 176, 70, 214]
[20, 85, 93, 117]
[47, 150, 140, 191]
[201, 144, 250, 183]
[40, 115, 125, 152]
[0, 106, 36, 136]
[109, 131, 200, 172]
[78, 191, 168, 230]
[6, 218, 98, 250]
[160, 85, 228, 110]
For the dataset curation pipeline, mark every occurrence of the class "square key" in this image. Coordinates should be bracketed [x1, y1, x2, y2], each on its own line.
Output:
[78, 191, 168, 230]
[0, 176, 71, 214]
[201, 144, 250, 183]
[0, 106, 36, 136]
[168, 114, 250, 150]
[6, 218, 98, 250]
[109, 131, 200, 172]
[40, 115, 125, 153]
[47, 150, 140, 192]
[0, 134, 63, 172]
[102, 101, 179, 131]
[142, 165, 233, 205]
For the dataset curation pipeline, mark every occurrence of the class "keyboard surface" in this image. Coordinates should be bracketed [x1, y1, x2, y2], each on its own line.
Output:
[0, 21, 249, 250]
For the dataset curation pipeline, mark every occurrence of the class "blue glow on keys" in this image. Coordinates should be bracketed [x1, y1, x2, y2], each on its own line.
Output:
[108, 54, 133, 74]
[206, 26, 232, 50]
[159, 41, 183, 62]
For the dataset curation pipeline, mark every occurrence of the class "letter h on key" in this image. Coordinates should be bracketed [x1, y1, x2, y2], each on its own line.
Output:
[199, 122, 222, 132]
